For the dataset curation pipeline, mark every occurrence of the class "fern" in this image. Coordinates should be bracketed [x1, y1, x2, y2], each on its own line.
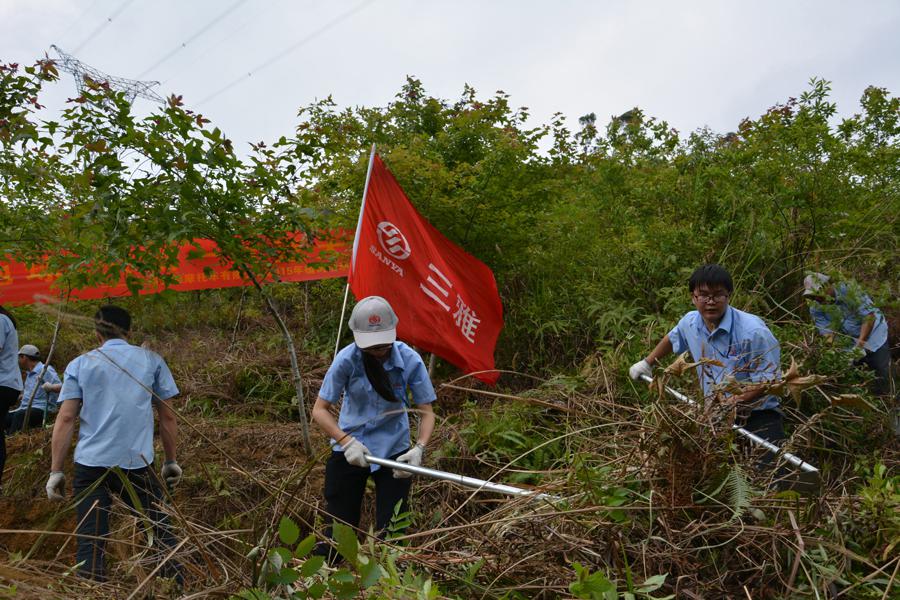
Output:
[700, 465, 755, 521]
[723, 466, 753, 519]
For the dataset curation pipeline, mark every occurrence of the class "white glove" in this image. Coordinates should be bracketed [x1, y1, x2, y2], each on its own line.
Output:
[393, 444, 425, 479]
[341, 436, 370, 468]
[41, 382, 57, 392]
[161, 461, 183, 486]
[629, 359, 653, 381]
[46, 471, 65, 501]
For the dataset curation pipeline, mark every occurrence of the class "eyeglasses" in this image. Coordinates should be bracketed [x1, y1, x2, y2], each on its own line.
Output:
[693, 292, 729, 304]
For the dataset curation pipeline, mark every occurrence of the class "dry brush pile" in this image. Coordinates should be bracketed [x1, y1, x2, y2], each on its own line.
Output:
[0, 306, 898, 599]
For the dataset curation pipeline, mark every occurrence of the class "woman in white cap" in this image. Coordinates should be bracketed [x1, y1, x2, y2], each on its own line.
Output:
[311, 295, 436, 556]
[0, 306, 23, 490]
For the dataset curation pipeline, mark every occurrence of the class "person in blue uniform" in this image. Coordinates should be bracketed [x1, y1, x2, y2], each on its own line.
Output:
[5, 344, 61, 433]
[46, 305, 183, 581]
[311, 296, 436, 555]
[803, 273, 892, 395]
[0, 306, 23, 491]
[629, 264, 785, 444]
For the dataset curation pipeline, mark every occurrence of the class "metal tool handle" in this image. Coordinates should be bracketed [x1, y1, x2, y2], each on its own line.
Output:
[365, 455, 560, 501]
[639, 374, 818, 473]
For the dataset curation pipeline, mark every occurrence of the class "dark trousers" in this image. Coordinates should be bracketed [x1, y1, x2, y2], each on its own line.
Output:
[73, 463, 181, 581]
[5, 408, 46, 434]
[323, 449, 412, 538]
[0, 386, 19, 488]
[860, 341, 894, 397]
[742, 409, 786, 468]
[743, 409, 786, 445]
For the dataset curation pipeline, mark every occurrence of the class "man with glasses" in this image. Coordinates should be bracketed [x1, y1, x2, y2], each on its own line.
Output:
[628, 264, 785, 444]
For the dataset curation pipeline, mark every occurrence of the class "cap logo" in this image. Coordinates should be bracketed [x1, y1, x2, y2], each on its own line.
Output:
[376, 221, 411, 260]
[368, 314, 382, 326]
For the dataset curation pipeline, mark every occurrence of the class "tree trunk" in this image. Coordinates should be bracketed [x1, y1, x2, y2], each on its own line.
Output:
[240, 267, 312, 455]
[23, 305, 63, 431]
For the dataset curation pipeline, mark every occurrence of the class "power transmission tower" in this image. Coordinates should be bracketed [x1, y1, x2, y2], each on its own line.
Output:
[50, 44, 163, 104]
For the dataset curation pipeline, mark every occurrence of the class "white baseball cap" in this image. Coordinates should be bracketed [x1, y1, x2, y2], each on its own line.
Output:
[18, 344, 40, 358]
[803, 273, 830, 296]
[349, 296, 398, 348]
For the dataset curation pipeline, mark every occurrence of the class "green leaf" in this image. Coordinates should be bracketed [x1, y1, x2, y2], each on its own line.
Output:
[330, 568, 355, 583]
[271, 547, 291, 568]
[267, 566, 300, 585]
[636, 574, 668, 592]
[332, 522, 358, 565]
[300, 555, 325, 577]
[295, 534, 316, 558]
[359, 558, 383, 589]
[278, 516, 300, 545]
[307, 582, 327, 599]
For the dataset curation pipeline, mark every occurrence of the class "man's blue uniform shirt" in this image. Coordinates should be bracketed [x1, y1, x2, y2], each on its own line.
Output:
[668, 306, 781, 411]
[809, 282, 888, 353]
[59, 338, 179, 469]
[318, 341, 436, 471]
[0, 315, 22, 392]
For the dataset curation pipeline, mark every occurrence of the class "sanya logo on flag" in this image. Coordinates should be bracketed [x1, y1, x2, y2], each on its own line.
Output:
[376, 222, 411, 260]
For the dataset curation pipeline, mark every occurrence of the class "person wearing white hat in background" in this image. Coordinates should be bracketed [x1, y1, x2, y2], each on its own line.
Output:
[803, 272, 896, 434]
[311, 296, 436, 560]
[5, 344, 61, 434]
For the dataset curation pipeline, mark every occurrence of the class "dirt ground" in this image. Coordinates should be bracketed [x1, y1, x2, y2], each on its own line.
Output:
[0, 417, 329, 572]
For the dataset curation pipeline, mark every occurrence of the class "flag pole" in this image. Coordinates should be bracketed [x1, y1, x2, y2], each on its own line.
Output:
[334, 144, 377, 358]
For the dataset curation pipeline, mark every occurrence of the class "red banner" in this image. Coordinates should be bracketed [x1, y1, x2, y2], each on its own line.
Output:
[0, 231, 352, 306]
[349, 155, 503, 384]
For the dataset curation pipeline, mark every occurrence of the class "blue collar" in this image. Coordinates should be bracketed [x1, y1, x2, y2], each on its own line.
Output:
[100, 338, 129, 349]
[26, 361, 45, 376]
[696, 305, 734, 337]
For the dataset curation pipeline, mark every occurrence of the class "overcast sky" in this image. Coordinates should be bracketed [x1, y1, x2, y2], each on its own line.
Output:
[3, 0, 900, 152]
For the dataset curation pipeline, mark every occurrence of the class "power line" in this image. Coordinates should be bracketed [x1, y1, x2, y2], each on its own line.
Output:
[162, 0, 290, 85]
[71, 0, 136, 55]
[135, 0, 249, 79]
[56, 0, 104, 48]
[195, 0, 375, 107]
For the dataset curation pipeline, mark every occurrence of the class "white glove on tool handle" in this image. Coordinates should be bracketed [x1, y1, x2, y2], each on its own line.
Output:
[161, 460, 183, 486]
[46, 471, 66, 501]
[341, 436, 370, 468]
[393, 443, 425, 479]
[629, 359, 653, 381]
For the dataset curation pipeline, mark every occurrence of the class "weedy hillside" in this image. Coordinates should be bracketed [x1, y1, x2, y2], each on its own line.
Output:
[0, 61, 898, 598]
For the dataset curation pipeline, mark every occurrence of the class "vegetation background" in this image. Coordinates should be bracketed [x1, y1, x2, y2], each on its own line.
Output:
[0, 60, 898, 598]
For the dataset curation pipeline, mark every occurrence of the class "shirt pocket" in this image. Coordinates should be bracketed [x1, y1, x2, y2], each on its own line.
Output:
[347, 377, 373, 413]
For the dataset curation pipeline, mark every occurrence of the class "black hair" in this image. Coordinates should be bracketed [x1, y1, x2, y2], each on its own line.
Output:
[94, 305, 131, 339]
[362, 351, 400, 403]
[0, 306, 16, 329]
[688, 264, 733, 293]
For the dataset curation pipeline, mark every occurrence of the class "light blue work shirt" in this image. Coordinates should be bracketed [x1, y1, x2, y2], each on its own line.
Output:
[0, 314, 22, 392]
[809, 282, 888, 353]
[14, 362, 61, 413]
[59, 338, 179, 469]
[668, 306, 781, 411]
[318, 341, 436, 471]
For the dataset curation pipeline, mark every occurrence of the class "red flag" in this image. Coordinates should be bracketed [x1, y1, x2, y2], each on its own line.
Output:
[349, 154, 503, 384]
